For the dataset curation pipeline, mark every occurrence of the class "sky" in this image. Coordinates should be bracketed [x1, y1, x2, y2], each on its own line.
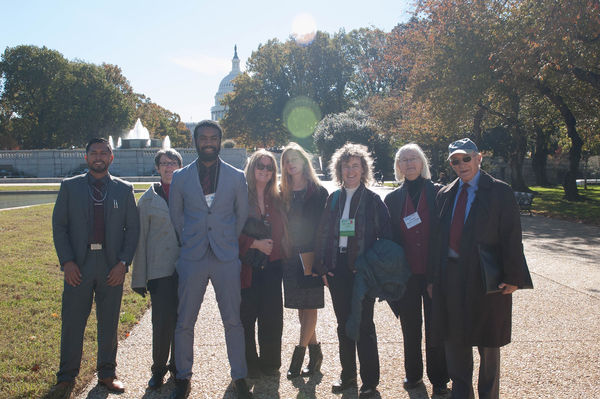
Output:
[1, 0, 413, 124]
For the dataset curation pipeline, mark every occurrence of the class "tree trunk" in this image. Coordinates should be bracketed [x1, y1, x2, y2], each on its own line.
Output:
[508, 125, 529, 192]
[472, 104, 486, 143]
[507, 92, 529, 192]
[534, 81, 582, 200]
[532, 125, 551, 186]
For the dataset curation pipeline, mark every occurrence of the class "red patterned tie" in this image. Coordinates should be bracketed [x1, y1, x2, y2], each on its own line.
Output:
[449, 183, 469, 254]
[92, 180, 105, 244]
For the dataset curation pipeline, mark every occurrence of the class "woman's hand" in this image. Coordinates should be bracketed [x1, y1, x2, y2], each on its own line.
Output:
[321, 272, 334, 287]
[251, 238, 273, 255]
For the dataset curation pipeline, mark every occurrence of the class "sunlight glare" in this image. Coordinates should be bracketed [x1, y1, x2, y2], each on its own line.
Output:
[291, 13, 317, 46]
[283, 96, 321, 138]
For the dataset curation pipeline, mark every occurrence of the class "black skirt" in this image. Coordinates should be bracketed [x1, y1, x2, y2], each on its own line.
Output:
[282, 255, 324, 309]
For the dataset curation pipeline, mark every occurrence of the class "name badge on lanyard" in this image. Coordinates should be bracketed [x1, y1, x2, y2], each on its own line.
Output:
[205, 193, 215, 208]
[403, 211, 422, 229]
[339, 218, 355, 237]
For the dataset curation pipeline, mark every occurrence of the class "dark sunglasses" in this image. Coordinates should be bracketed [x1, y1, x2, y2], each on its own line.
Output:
[450, 156, 472, 166]
[256, 163, 275, 172]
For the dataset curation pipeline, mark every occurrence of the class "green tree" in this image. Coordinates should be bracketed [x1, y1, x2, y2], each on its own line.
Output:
[0, 45, 68, 148]
[221, 31, 355, 149]
[0, 45, 135, 149]
[313, 108, 393, 178]
[50, 62, 133, 147]
[134, 95, 191, 148]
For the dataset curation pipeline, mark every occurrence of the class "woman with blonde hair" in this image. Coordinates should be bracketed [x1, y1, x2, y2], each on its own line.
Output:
[313, 143, 392, 396]
[279, 142, 329, 379]
[385, 143, 449, 395]
[239, 149, 289, 377]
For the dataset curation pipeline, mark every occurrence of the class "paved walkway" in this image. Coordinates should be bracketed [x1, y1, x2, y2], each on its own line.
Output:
[74, 192, 600, 398]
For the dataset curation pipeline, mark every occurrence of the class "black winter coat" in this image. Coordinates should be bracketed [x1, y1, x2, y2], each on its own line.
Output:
[432, 170, 531, 347]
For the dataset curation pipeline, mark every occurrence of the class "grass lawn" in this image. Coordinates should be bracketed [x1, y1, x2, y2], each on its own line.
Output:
[0, 203, 150, 398]
[529, 185, 600, 225]
[0, 183, 152, 192]
[0, 185, 60, 191]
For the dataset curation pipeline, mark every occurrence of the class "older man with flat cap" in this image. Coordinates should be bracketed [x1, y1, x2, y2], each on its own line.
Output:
[430, 138, 531, 399]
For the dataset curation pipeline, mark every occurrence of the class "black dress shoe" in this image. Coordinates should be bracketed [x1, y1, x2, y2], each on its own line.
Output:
[359, 385, 378, 398]
[48, 381, 75, 399]
[403, 378, 423, 390]
[247, 366, 261, 379]
[331, 377, 357, 393]
[433, 384, 449, 395]
[260, 366, 280, 376]
[233, 378, 253, 399]
[148, 373, 164, 389]
[170, 379, 190, 399]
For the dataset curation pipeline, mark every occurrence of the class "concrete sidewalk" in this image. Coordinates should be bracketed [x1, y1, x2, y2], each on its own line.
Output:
[74, 214, 600, 399]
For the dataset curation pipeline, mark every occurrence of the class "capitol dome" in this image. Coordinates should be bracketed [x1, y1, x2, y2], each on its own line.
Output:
[211, 46, 241, 121]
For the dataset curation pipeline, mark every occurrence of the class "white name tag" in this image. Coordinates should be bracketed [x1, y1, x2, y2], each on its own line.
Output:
[403, 212, 422, 229]
[205, 193, 215, 207]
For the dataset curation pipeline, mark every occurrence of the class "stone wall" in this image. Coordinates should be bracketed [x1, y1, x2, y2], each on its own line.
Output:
[0, 148, 247, 178]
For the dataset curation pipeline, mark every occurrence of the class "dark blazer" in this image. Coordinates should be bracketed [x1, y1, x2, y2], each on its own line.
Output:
[52, 173, 140, 270]
[313, 184, 392, 275]
[384, 178, 442, 283]
[432, 170, 529, 347]
[288, 183, 329, 253]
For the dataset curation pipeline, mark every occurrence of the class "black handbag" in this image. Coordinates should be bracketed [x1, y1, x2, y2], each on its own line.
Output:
[478, 243, 533, 294]
[241, 217, 272, 270]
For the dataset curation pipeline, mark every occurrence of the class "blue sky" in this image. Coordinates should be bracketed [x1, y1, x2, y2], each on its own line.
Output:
[1, 0, 412, 123]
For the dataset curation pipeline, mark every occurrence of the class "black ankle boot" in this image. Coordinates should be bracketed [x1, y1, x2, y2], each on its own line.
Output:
[286, 345, 306, 379]
[301, 342, 323, 376]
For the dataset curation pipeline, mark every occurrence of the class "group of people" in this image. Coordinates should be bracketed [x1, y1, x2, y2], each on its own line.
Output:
[49, 119, 531, 399]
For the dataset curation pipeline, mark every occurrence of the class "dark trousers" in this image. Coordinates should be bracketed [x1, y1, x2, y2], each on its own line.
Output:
[393, 274, 448, 386]
[57, 250, 123, 382]
[444, 342, 500, 399]
[328, 254, 380, 388]
[148, 273, 178, 376]
[240, 261, 283, 371]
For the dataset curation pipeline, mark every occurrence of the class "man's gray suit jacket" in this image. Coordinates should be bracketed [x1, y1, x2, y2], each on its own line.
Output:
[169, 158, 248, 262]
[52, 173, 140, 269]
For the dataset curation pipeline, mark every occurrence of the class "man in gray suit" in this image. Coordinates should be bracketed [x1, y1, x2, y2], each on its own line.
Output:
[169, 120, 251, 399]
[50, 138, 139, 398]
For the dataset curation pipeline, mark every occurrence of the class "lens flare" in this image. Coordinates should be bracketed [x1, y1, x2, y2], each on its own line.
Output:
[291, 13, 317, 46]
[283, 96, 322, 138]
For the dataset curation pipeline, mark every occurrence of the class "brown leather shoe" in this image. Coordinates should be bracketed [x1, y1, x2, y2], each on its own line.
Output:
[98, 377, 125, 393]
[48, 381, 75, 399]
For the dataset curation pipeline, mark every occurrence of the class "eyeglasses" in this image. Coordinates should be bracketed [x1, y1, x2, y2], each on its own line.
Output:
[256, 163, 274, 172]
[399, 157, 419, 164]
[450, 156, 472, 166]
[159, 161, 179, 167]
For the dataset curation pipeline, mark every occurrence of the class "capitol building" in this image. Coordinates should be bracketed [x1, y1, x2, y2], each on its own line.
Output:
[211, 46, 242, 121]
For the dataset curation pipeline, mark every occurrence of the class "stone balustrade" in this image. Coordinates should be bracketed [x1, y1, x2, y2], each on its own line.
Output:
[0, 148, 248, 178]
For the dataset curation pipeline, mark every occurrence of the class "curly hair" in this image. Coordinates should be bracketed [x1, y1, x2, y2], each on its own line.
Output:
[328, 142, 374, 187]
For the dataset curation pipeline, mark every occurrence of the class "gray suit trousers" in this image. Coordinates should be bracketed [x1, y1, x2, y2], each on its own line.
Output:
[175, 247, 247, 380]
[57, 250, 123, 382]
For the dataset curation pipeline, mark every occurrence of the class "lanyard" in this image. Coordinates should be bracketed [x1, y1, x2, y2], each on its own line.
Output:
[337, 186, 364, 220]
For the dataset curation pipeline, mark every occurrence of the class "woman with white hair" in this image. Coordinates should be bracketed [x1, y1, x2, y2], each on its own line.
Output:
[384, 143, 449, 395]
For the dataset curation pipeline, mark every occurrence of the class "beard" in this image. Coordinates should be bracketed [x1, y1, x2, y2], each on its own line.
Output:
[196, 144, 220, 162]
[88, 161, 108, 174]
